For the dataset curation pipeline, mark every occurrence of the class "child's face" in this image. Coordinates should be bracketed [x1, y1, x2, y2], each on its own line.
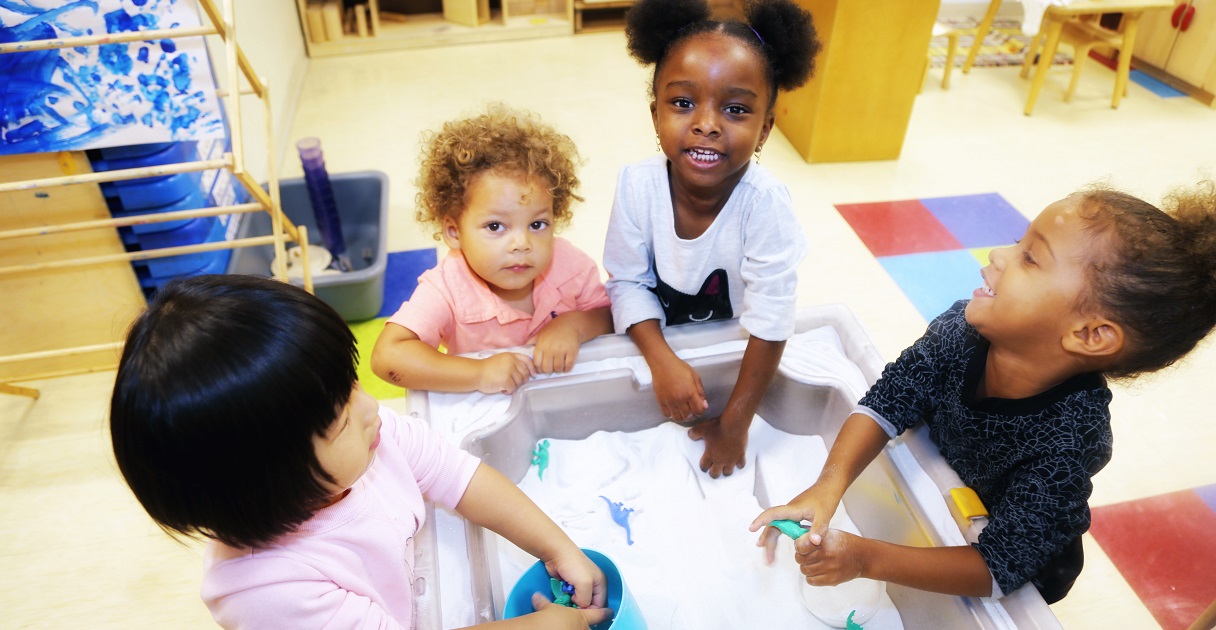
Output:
[312, 381, 381, 495]
[443, 171, 556, 306]
[966, 196, 1095, 344]
[651, 32, 774, 194]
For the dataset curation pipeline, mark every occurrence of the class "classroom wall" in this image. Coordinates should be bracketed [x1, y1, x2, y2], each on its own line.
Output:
[204, 0, 309, 183]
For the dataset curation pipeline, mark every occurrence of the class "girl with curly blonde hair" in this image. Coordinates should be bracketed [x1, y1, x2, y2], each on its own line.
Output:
[373, 104, 613, 394]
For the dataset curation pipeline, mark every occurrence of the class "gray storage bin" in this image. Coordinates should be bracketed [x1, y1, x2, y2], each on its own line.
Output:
[227, 171, 389, 321]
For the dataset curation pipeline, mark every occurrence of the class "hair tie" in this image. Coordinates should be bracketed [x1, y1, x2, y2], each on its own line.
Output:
[748, 24, 765, 45]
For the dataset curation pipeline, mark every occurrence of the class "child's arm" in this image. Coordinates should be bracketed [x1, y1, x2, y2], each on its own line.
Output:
[627, 319, 708, 422]
[748, 412, 991, 596]
[371, 323, 534, 394]
[532, 306, 613, 374]
[688, 336, 784, 478]
[455, 463, 608, 611]
[749, 413, 889, 550]
[791, 530, 993, 597]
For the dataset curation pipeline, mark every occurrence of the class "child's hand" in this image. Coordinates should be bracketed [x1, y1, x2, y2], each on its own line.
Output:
[527, 593, 613, 629]
[651, 355, 708, 423]
[544, 549, 608, 609]
[748, 485, 841, 563]
[533, 318, 581, 374]
[478, 352, 536, 394]
[793, 528, 866, 587]
[687, 415, 747, 478]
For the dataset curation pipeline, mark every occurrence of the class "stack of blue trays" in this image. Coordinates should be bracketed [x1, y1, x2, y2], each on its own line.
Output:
[90, 142, 232, 298]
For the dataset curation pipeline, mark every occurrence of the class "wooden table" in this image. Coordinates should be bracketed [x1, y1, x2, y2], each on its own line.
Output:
[1023, 0, 1174, 115]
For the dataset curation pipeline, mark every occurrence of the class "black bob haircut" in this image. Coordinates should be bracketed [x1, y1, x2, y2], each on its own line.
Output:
[110, 274, 358, 549]
[625, 0, 821, 107]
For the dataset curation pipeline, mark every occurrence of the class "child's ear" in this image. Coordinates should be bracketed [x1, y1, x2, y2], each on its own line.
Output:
[441, 217, 461, 250]
[1064, 317, 1124, 359]
[757, 111, 775, 150]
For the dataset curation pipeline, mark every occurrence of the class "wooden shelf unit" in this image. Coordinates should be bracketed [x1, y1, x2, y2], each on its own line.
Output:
[573, 0, 632, 33]
[297, 0, 573, 56]
[0, 0, 313, 397]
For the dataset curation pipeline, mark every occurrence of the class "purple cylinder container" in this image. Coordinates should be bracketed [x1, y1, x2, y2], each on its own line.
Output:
[296, 137, 351, 270]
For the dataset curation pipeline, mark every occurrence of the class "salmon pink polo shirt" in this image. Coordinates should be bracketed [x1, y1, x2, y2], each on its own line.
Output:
[387, 237, 611, 356]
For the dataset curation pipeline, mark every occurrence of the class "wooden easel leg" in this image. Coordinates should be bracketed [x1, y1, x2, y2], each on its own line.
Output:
[0, 382, 40, 399]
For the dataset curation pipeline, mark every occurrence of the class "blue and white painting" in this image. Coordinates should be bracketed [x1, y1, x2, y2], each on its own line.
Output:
[0, 0, 225, 156]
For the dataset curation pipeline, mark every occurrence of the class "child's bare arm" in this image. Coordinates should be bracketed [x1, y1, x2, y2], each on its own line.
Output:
[455, 464, 608, 611]
[793, 530, 993, 597]
[532, 307, 614, 373]
[371, 323, 533, 394]
[688, 336, 784, 477]
[627, 319, 708, 421]
[750, 413, 890, 552]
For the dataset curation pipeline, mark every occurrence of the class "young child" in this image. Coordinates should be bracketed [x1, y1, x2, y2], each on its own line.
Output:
[750, 183, 1216, 604]
[372, 105, 613, 395]
[604, 0, 821, 478]
[110, 275, 612, 628]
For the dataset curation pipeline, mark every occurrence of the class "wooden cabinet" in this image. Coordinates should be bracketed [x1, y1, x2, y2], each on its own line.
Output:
[297, 0, 573, 56]
[1133, 0, 1216, 102]
[774, 0, 941, 162]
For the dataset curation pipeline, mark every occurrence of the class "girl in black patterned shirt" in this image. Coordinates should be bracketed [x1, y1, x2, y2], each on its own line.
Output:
[751, 182, 1216, 603]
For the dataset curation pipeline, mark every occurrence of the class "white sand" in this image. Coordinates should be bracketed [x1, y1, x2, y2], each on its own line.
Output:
[493, 416, 903, 629]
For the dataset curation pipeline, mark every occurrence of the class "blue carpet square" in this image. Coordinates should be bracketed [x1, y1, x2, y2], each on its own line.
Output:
[879, 250, 983, 321]
[1129, 69, 1186, 98]
[377, 248, 438, 318]
[919, 193, 1029, 249]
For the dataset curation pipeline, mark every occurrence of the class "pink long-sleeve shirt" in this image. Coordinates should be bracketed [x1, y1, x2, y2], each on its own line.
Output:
[201, 406, 480, 629]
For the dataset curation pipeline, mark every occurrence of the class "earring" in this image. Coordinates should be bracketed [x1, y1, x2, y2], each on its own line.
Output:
[754, 145, 763, 163]
[655, 135, 662, 153]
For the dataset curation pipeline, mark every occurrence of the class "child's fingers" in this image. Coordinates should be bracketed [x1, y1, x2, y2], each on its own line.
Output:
[580, 606, 614, 625]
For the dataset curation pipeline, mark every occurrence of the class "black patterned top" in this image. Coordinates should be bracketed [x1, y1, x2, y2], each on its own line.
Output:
[857, 300, 1113, 596]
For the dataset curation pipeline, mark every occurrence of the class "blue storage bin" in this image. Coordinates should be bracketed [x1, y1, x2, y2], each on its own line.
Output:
[110, 187, 211, 234]
[131, 214, 231, 277]
[95, 142, 179, 160]
[120, 216, 220, 250]
[137, 248, 232, 297]
[103, 170, 203, 211]
[92, 141, 198, 172]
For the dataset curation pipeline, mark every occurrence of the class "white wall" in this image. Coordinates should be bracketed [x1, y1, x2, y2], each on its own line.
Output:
[204, 0, 309, 183]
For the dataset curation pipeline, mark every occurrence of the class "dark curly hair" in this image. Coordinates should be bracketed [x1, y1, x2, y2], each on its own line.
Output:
[1076, 181, 1216, 378]
[415, 103, 583, 239]
[625, 0, 820, 108]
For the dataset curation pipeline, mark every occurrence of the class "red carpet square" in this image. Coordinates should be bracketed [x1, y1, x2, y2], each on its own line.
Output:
[1089, 486, 1216, 630]
[836, 199, 963, 257]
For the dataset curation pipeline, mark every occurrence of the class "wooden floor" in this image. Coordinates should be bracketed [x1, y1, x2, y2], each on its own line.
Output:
[4, 28, 1216, 629]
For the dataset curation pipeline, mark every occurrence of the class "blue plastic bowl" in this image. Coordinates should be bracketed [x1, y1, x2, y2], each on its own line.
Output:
[502, 548, 646, 629]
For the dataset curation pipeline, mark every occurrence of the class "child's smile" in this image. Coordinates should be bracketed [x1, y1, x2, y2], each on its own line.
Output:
[652, 32, 773, 199]
[966, 196, 1094, 344]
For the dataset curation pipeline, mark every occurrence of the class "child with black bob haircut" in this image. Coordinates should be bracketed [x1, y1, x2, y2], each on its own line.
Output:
[752, 182, 1216, 604]
[605, 0, 820, 478]
[110, 274, 611, 628]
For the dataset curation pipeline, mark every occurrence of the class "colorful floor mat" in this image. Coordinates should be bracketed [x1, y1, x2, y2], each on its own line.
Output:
[1089, 485, 1216, 630]
[929, 17, 1072, 69]
[835, 193, 1029, 321]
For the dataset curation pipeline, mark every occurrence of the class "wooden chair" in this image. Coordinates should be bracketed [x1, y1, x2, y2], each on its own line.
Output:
[923, 21, 962, 90]
[1019, 16, 1130, 103]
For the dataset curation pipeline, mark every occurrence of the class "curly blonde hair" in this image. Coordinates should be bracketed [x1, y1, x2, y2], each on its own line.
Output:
[415, 104, 583, 239]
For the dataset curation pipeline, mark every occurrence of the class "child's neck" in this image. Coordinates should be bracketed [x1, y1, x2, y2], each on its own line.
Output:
[491, 282, 535, 314]
[667, 162, 747, 240]
[981, 344, 1084, 400]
